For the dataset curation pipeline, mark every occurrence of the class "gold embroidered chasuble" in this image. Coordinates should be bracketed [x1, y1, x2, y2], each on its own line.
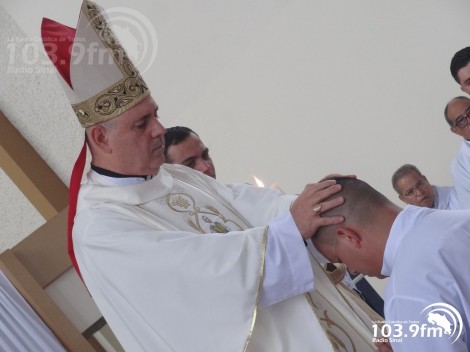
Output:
[73, 163, 376, 351]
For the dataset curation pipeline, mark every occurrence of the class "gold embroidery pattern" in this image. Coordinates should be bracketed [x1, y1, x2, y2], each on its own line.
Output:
[243, 226, 268, 352]
[169, 194, 190, 209]
[321, 310, 357, 352]
[305, 292, 358, 352]
[73, 1, 150, 127]
[166, 192, 244, 233]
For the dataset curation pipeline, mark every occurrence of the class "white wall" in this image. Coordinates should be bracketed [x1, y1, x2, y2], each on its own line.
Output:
[2, 0, 470, 295]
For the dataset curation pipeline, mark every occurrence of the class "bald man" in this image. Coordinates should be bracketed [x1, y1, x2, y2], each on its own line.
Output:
[444, 96, 470, 209]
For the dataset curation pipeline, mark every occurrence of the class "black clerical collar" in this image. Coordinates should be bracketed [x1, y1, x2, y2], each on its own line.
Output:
[91, 164, 149, 179]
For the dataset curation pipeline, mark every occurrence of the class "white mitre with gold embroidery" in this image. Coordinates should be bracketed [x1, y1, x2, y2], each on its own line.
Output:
[41, 0, 150, 128]
[40, 0, 151, 277]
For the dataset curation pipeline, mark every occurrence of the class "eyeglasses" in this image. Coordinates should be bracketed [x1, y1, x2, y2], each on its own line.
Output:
[453, 106, 470, 128]
[402, 178, 428, 198]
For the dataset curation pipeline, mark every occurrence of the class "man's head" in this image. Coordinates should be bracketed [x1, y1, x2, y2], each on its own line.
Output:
[391, 164, 435, 208]
[313, 178, 400, 278]
[444, 96, 470, 140]
[164, 126, 216, 178]
[86, 95, 166, 176]
[450, 47, 470, 94]
[42, 2, 168, 176]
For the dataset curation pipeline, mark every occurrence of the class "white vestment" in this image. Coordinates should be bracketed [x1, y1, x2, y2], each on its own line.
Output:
[74, 164, 375, 351]
[432, 185, 458, 209]
[382, 205, 470, 351]
[451, 140, 470, 209]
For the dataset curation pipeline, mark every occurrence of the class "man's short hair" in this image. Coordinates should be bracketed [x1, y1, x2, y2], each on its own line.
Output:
[164, 126, 198, 160]
[314, 177, 391, 244]
[450, 47, 470, 84]
[443, 96, 470, 127]
[391, 164, 422, 194]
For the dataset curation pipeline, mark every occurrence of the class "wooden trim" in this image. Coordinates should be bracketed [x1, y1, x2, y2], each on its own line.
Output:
[11, 207, 71, 288]
[0, 110, 112, 351]
[0, 250, 94, 352]
[0, 110, 68, 220]
[87, 337, 107, 352]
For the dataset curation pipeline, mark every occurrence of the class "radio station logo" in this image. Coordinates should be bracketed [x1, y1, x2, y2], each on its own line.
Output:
[421, 302, 463, 344]
[373, 302, 463, 345]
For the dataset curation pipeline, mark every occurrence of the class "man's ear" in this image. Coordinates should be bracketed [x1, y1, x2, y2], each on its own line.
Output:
[450, 126, 462, 137]
[336, 227, 362, 249]
[87, 125, 112, 153]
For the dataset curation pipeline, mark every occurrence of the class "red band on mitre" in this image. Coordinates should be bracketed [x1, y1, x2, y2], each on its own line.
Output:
[41, 18, 76, 89]
[67, 139, 87, 279]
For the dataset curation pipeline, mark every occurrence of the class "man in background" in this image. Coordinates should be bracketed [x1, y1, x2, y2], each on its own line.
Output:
[164, 126, 216, 178]
[391, 164, 457, 209]
[444, 96, 470, 209]
[450, 46, 470, 95]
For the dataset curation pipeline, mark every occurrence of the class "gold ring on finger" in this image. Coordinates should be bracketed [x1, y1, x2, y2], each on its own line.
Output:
[313, 203, 322, 214]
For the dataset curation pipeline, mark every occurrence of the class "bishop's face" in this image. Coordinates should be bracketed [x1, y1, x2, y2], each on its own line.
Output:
[107, 96, 166, 175]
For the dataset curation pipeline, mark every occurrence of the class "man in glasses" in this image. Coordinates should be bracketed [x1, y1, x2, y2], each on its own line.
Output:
[444, 96, 470, 209]
[391, 164, 457, 209]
